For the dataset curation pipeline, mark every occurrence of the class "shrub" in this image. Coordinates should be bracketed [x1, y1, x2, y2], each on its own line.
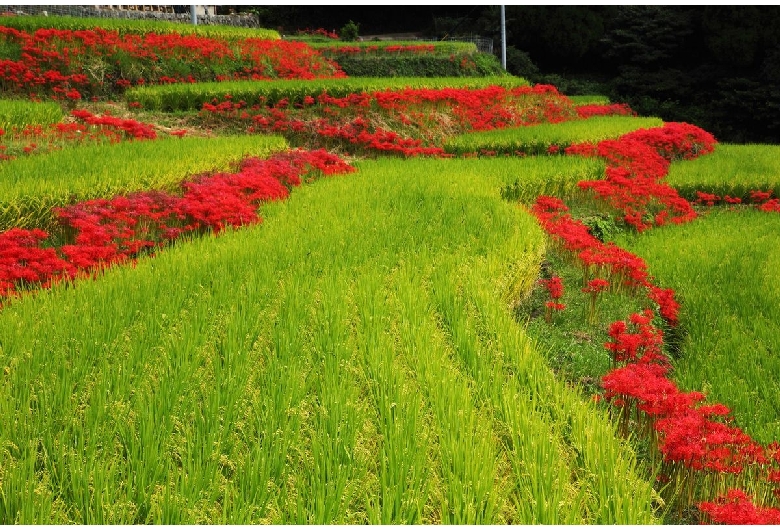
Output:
[339, 20, 360, 42]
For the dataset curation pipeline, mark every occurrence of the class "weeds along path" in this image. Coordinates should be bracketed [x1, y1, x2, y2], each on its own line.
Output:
[0, 157, 657, 524]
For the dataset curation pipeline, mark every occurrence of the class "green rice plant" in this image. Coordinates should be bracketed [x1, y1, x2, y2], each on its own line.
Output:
[0, 135, 287, 232]
[0, 99, 64, 131]
[569, 95, 611, 106]
[0, 15, 280, 39]
[351, 156, 602, 206]
[425, 244, 659, 524]
[308, 40, 476, 55]
[308, 41, 498, 78]
[327, 54, 506, 78]
[351, 268, 431, 524]
[390, 263, 502, 524]
[444, 116, 664, 156]
[0, 154, 658, 523]
[617, 208, 780, 444]
[126, 76, 529, 111]
[666, 143, 780, 201]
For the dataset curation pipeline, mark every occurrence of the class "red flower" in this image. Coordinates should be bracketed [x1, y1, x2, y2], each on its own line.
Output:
[582, 277, 609, 294]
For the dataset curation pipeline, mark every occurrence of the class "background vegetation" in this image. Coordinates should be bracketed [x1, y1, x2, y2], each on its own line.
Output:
[239, 6, 780, 144]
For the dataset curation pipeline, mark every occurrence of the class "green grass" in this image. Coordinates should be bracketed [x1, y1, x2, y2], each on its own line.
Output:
[308, 40, 476, 55]
[0, 157, 658, 524]
[515, 248, 649, 396]
[0, 100, 64, 131]
[444, 116, 664, 156]
[568, 95, 611, 106]
[330, 156, 602, 206]
[617, 207, 780, 444]
[126, 76, 529, 111]
[0, 135, 288, 232]
[666, 143, 780, 201]
[0, 15, 280, 39]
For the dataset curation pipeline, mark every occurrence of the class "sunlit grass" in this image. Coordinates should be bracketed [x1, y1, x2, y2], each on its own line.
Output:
[445, 116, 663, 156]
[0, 99, 63, 131]
[126, 76, 528, 111]
[0, 135, 287, 231]
[0, 14, 281, 39]
[0, 157, 658, 523]
[617, 208, 780, 444]
[666, 143, 780, 200]
[568, 95, 611, 106]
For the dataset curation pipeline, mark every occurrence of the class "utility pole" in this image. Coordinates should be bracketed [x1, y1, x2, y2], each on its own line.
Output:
[191, 5, 197, 25]
[500, 5, 506, 70]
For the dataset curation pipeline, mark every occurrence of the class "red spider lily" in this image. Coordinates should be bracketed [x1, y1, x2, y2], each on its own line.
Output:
[582, 277, 609, 294]
[1, 149, 354, 302]
[604, 309, 666, 365]
[540, 275, 565, 322]
[695, 190, 720, 206]
[295, 27, 339, 40]
[1, 25, 345, 100]
[71, 109, 157, 140]
[620, 122, 717, 162]
[699, 489, 780, 524]
[531, 104, 780, 515]
[647, 286, 680, 327]
[0, 108, 161, 162]
[0, 227, 75, 297]
[759, 199, 780, 213]
[202, 85, 578, 158]
[567, 122, 714, 232]
[750, 190, 773, 203]
[582, 277, 609, 325]
[575, 103, 636, 119]
[542, 275, 564, 299]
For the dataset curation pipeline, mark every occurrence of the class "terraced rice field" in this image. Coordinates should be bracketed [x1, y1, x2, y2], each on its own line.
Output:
[2, 13, 780, 525]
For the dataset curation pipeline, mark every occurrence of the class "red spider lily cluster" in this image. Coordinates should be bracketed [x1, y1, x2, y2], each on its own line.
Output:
[582, 277, 609, 324]
[576, 103, 636, 119]
[0, 25, 345, 100]
[532, 123, 780, 522]
[294, 27, 339, 40]
[540, 275, 565, 322]
[530, 197, 655, 296]
[603, 310, 666, 366]
[582, 277, 609, 294]
[699, 489, 780, 525]
[0, 149, 353, 300]
[694, 189, 780, 213]
[567, 123, 716, 232]
[0, 109, 159, 161]
[202, 84, 577, 158]
[69, 109, 157, 139]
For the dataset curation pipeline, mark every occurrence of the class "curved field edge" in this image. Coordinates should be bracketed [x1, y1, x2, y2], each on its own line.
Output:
[666, 143, 780, 201]
[0, 159, 658, 524]
[444, 116, 664, 156]
[0, 135, 288, 232]
[616, 208, 780, 444]
[125, 76, 528, 111]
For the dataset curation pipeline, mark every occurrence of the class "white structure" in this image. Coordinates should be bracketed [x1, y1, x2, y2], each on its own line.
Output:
[97, 6, 217, 16]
